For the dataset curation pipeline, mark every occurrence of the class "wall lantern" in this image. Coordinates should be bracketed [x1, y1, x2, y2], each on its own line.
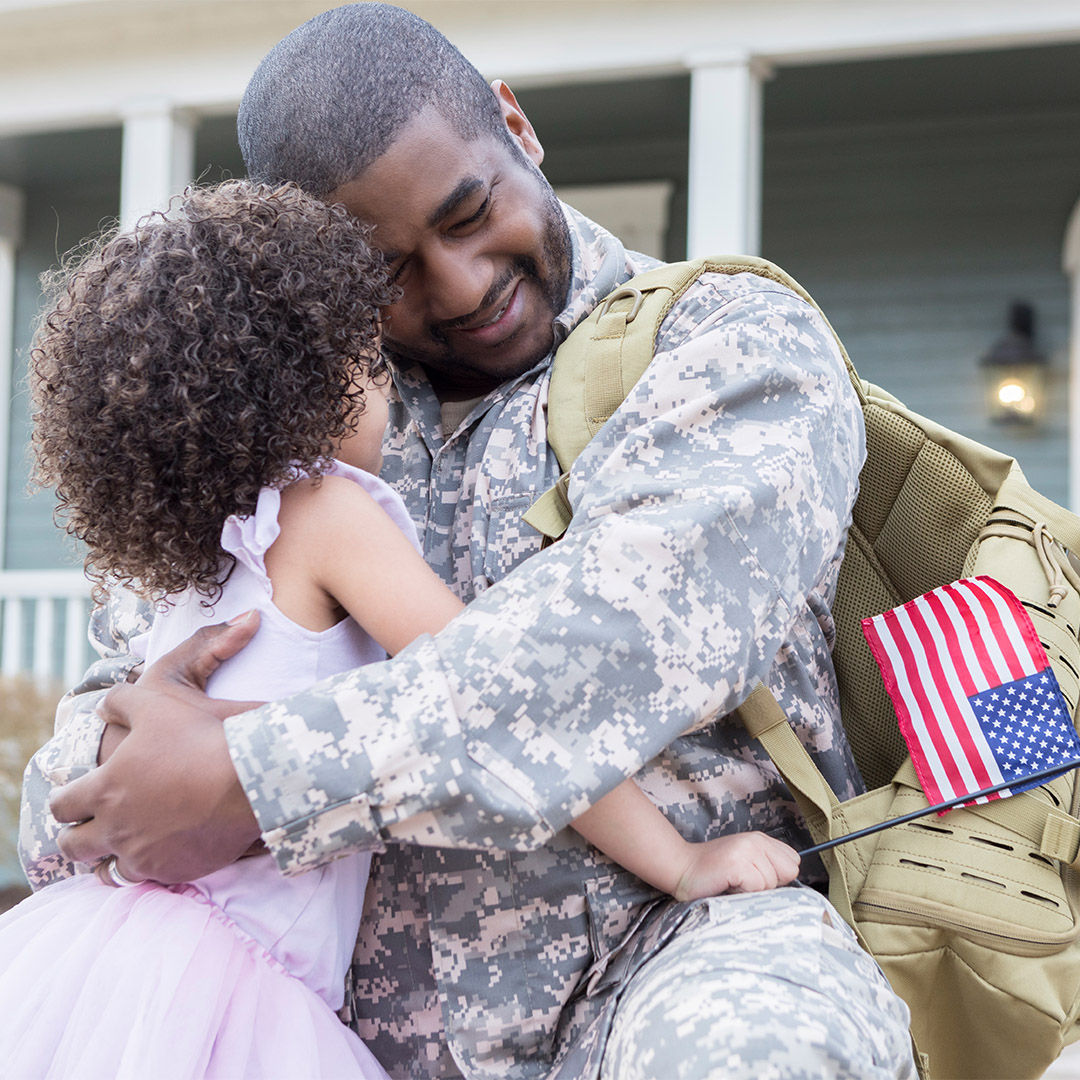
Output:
[979, 301, 1047, 425]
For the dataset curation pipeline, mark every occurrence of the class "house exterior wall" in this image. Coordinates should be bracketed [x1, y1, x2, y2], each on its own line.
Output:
[763, 94, 1080, 507]
[9, 170, 120, 572]
[0, 0, 1077, 693]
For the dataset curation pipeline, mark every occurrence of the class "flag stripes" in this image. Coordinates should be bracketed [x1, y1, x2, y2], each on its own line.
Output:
[862, 576, 1078, 807]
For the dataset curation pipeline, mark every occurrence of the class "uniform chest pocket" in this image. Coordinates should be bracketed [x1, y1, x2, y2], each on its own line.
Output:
[479, 493, 544, 587]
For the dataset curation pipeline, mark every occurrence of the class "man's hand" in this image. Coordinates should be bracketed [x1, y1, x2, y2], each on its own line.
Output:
[49, 612, 265, 884]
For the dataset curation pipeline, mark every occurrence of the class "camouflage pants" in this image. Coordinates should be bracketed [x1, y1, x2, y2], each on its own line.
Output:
[599, 886, 918, 1080]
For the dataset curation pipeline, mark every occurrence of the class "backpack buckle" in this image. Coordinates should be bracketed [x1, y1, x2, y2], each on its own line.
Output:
[597, 286, 644, 323]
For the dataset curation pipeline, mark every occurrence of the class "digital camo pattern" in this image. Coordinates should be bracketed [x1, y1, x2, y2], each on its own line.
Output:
[16, 207, 903, 1078]
[19, 587, 151, 887]
[598, 887, 917, 1080]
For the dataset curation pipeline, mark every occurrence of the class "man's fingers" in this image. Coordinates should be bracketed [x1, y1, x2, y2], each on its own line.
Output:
[51, 773, 116, 864]
[97, 614, 265, 730]
[49, 770, 101, 826]
[203, 697, 268, 722]
[51, 776, 115, 867]
[148, 610, 261, 694]
[97, 720, 128, 765]
[97, 681, 141, 728]
[98, 680, 262, 729]
[57, 821, 113, 866]
[54, 669, 262, 882]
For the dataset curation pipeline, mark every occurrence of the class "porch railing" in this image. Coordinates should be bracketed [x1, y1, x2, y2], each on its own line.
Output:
[0, 571, 92, 688]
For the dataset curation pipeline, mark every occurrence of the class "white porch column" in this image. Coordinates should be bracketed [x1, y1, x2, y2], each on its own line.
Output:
[686, 52, 769, 258]
[1063, 198, 1080, 512]
[0, 184, 25, 571]
[120, 99, 195, 229]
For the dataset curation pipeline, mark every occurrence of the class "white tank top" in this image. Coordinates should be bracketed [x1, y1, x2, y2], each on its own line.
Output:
[130, 461, 420, 1009]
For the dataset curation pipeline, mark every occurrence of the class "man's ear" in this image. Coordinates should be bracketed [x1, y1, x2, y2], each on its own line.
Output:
[490, 80, 544, 166]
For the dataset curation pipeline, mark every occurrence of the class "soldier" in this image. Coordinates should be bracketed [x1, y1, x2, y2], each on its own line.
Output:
[27, 5, 917, 1078]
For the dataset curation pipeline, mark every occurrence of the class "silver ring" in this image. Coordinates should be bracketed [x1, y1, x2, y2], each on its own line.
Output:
[103, 855, 145, 888]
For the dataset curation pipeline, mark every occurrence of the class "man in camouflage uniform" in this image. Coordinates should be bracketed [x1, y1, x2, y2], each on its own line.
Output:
[26, 6, 917, 1078]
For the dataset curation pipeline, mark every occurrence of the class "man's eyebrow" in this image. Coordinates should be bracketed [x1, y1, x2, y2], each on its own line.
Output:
[428, 177, 485, 228]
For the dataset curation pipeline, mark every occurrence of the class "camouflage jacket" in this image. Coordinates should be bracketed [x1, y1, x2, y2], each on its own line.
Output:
[20, 208, 865, 1079]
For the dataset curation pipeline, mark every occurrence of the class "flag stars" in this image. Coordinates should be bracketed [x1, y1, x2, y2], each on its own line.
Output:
[871, 582, 1080, 805]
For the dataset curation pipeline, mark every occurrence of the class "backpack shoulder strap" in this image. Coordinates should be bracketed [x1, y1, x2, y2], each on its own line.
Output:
[524, 254, 864, 542]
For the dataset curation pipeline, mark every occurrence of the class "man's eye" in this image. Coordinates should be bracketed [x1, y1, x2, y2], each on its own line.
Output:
[455, 195, 490, 230]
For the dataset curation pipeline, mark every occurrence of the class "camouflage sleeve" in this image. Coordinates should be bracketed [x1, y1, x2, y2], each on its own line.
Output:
[18, 588, 152, 889]
[225, 279, 866, 875]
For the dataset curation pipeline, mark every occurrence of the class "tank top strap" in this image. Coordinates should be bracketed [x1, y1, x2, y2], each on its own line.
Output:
[219, 487, 284, 596]
[218, 460, 421, 596]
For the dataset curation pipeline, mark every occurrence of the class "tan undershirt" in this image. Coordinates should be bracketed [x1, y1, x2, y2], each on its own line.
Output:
[440, 396, 485, 439]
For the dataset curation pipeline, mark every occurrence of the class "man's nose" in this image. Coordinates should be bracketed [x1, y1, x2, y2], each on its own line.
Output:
[424, 244, 494, 325]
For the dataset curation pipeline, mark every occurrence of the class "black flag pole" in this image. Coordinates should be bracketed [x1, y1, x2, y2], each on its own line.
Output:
[798, 758, 1080, 859]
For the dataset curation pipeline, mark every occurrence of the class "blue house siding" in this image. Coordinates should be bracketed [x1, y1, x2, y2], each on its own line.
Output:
[3, 50, 1080, 577]
[762, 50, 1080, 507]
[5, 126, 122, 572]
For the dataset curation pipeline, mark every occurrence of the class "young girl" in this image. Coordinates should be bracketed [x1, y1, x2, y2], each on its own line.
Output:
[1, 180, 798, 1078]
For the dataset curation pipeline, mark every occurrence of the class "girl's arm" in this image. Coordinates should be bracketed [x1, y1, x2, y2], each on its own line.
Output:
[265, 475, 466, 651]
[571, 780, 800, 900]
[270, 476, 800, 899]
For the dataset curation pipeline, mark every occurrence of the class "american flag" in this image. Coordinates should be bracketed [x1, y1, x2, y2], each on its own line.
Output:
[862, 575, 1080, 807]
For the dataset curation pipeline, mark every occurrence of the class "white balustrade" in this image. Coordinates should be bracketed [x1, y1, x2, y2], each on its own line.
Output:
[0, 571, 92, 688]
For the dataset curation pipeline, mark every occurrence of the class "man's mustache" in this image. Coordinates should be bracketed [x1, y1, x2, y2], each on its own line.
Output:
[429, 258, 542, 344]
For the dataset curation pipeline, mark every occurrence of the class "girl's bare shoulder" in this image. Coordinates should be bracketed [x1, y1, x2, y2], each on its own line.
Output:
[276, 473, 383, 530]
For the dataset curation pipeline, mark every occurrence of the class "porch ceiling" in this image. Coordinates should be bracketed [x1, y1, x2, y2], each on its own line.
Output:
[767, 41, 1080, 129]
[0, 126, 120, 188]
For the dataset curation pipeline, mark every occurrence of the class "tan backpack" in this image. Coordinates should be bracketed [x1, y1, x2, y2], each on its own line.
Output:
[525, 256, 1080, 1080]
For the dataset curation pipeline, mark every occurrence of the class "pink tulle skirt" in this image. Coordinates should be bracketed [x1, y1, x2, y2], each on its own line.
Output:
[0, 874, 388, 1079]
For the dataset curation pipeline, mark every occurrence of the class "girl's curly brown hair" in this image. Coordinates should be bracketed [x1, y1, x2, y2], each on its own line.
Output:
[30, 179, 396, 605]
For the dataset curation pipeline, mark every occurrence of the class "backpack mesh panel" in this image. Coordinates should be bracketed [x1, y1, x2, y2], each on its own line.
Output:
[833, 532, 907, 790]
[876, 443, 990, 602]
[834, 403, 992, 790]
[852, 406, 923, 543]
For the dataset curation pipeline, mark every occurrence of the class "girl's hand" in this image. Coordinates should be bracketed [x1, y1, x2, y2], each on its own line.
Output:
[673, 831, 800, 902]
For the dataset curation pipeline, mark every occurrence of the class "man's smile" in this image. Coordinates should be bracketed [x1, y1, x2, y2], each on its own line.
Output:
[446, 281, 526, 346]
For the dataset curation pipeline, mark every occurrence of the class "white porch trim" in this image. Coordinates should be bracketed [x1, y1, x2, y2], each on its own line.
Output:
[0, 184, 24, 572]
[0, 570, 91, 687]
[1061, 196, 1080, 511]
[686, 52, 770, 258]
[120, 99, 196, 230]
